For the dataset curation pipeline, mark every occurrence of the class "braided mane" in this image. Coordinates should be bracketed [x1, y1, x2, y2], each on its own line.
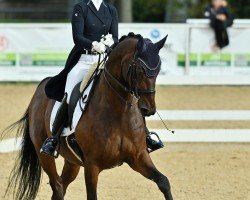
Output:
[119, 32, 143, 43]
[111, 32, 142, 50]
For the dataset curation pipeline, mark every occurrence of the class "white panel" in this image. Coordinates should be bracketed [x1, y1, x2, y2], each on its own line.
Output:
[1, 129, 250, 153]
[148, 110, 250, 121]
[0, 22, 250, 84]
[154, 129, 250, 142]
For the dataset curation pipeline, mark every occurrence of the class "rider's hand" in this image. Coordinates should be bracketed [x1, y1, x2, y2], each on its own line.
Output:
[92, 41, 106, 54]
[101, 34, 114, 47]
[216, 14, 226, 21]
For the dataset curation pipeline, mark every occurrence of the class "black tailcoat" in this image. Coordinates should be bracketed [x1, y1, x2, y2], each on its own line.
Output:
[45, 0, 118, 101]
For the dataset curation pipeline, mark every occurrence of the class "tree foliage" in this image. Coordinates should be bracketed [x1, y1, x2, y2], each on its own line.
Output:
[132, 0, 167, 22]
[226, 0, 250, 19]
[187, 0, 250, 19]
[132, 0, 250, 22]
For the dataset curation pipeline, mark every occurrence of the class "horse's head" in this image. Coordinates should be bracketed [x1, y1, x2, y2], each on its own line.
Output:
[105, 33, 167, 117]
[121, 35, 167, 116]
[134, 36, 167, 116]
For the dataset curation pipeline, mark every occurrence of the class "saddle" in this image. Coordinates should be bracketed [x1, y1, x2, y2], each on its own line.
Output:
[50, 69, 102, 162]
[67, 70, 101, 129]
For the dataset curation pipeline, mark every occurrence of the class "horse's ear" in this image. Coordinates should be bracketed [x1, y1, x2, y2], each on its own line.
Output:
[137, 37, 146, 54]
[155, 35, 168, 50]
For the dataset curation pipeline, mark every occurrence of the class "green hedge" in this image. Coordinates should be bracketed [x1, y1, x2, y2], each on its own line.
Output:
[132, 0, 250, 22]
[133, 0, 167, 22]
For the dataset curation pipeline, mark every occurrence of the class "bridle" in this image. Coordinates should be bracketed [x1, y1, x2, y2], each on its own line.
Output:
[127, 55, 161, 96]
[103, 49, 161, 107]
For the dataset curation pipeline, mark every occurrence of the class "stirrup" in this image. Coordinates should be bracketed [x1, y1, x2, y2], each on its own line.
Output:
[148, 132, 163, 143]
[41, 149, 59, 158]
[147, 132, 164, 153]
[40, 138, 59, 158]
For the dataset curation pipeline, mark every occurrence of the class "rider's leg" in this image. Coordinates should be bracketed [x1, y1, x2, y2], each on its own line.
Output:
[41, 55, 99, 157]
[40, 94, 68, 157]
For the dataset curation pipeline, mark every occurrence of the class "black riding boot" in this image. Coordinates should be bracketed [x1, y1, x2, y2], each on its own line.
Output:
[146, 128, 164, 153]
[40, 94, 68, 158]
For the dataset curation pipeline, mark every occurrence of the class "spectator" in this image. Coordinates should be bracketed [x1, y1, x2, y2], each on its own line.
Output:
[204, 0, 234, 49]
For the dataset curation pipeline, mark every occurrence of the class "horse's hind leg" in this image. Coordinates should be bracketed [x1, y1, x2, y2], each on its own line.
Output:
[128, 151, 173, 200]
[31, 130, 64, 200]
[32, 136, 64, 200]
[28, 79, 64, 199]
[60, 159, 80, 196]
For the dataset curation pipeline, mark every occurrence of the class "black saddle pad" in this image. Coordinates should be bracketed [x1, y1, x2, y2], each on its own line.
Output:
[68, 82, 82, 128]
[68, 71, 102, 129]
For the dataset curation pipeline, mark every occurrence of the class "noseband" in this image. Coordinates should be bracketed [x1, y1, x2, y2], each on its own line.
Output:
[103, 50, 161, 106]
[127, 55, 161, 96]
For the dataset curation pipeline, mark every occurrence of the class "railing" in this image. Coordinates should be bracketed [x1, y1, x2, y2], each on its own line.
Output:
[172, 19, 250, 85]
[0, 20, 250, 84]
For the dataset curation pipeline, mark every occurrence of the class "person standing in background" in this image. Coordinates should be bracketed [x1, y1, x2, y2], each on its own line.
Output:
[204, 0, 234, 49]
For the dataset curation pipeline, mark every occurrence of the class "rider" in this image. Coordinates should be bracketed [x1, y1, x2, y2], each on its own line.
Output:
[41, 0, 163, 157]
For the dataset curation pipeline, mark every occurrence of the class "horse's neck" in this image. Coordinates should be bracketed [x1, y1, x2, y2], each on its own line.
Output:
[88, 46, 145, 135]
[96, 73, 133, 113]
[92, 74, 144, 133]
[105, 59, 124, 82]
[93, 48, 141, 114]
[93, 60, 139, 117]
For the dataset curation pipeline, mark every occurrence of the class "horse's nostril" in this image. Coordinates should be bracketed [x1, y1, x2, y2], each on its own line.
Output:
[141, 108, 148, 112]
[140, 108, 149, 115]
[140, 107, 156, 117]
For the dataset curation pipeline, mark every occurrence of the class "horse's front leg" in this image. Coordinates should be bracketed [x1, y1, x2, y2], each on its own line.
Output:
[61, 159, 80, 196]
[128, 150, 173, 200]
[84, 164, 100, 200]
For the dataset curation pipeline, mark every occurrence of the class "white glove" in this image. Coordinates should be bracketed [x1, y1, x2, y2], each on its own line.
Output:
[101, 34, 114, 47]
[92, 41, 106, 54]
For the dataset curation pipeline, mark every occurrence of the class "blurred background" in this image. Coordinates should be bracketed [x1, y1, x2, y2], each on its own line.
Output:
[0, 0, 249, 22]
[0, 0, 250, 200]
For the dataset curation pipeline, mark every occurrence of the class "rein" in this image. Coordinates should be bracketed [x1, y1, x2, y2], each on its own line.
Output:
[103, 50, 159, 107]
[85, 40, 160, 107]
[90, 39, 175, 133]
[103, 68, 139, 107]
[87, 40, 175, 133]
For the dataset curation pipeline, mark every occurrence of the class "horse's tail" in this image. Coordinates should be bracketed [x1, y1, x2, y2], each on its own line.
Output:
[4, 108, 42, 200]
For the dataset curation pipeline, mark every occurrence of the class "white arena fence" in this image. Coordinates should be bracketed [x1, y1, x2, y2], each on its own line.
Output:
[1, 109, 250, 153]
[0, 19, 250, 85]
[0, 20, 250, 147]
[150, 110, 250, 143]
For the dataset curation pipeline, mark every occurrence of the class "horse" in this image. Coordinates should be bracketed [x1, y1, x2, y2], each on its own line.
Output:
[4, 33, 173, 200]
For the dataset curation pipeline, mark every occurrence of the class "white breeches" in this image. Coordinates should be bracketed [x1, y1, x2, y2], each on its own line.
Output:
[65, 54, 99, 103]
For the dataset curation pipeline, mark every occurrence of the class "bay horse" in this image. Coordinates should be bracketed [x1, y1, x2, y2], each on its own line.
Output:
[4, 33, 173, 200]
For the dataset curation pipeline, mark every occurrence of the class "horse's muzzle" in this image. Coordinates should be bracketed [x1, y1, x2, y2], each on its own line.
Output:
[140, 106, 156, 117]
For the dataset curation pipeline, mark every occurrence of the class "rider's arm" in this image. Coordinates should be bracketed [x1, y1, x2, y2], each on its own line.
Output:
[204, 6, 212, 19]
[71, 5, 93, 51]
[224, 7, 234, 27]
[109, 6, 119, 43]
